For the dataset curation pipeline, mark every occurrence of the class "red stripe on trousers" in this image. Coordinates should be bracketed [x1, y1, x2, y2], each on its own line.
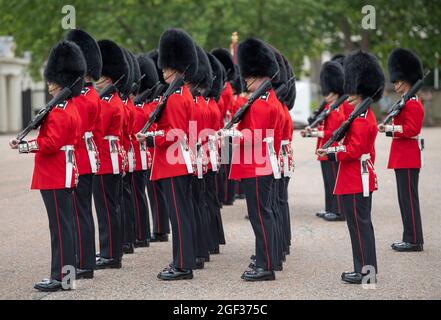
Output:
[408, 169, 417, 243]
[101, 175, 113, 258]
[132, 175, 142, 240]
[353, 194, 365, 268]
[331, 162, 341, 213]
[72, 192, 83, 269]
[170, 178, 183, 269]
[256, 178, 271, 271]
[53, 191, 64, 281]
[152, 182, 161, 233]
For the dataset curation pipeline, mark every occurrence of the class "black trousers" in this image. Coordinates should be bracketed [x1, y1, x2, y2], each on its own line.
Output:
[206, 171, 226, 247]
[321, 161, 343, 215]
[342, 193, 377, 274]
[395, 169, 424, 244]
[283, 177, 292, 247]
[146, 171, 170, 235]
[122, 173, 136, 245]
[93, 174, 122, 260]
[158, 175, 196, 270]
[276, 178, 290, 254]
[41, 189, 76, 281]
[219, 139, 236, 205]
[72, 174, 96, 270]
[270, 179, 284, 266]
[132, 171, 151, 241]
[242, 175, 277, 271]
[191, 177, 210, 259]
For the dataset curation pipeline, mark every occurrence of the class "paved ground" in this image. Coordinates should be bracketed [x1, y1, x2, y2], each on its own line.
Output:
[0, 128, 440, 300]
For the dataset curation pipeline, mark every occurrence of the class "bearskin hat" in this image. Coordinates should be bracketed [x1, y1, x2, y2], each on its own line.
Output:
[331, 53, 346, 67]
[211, 48, 236, 82]
[98, 40, 129, 91]
[121, 48, 134, 97]
[272, 48, 288, 93]
[206, 52, 224, 101]
[65, 29, 102, 81]
[189, 46, 213, 90]
[237, 38, 279, 79]
[344, 50, 385, 102]
[137, 54, 159, 92]
[129, 51, 142, 95]
[320, 61, 344, 96]
[231, 65, 245, 95]
[158, 28, 198, 81]
[147, 49, 166, 85]
[44, 40, 86, 97]
[283, 55, 296, 110]
[388, 48, 423, 85]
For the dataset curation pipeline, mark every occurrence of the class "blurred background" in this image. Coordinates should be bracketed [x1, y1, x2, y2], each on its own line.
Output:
[0, 0, 440, 132]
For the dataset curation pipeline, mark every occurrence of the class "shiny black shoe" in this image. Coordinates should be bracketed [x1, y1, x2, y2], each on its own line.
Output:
[122, 243, 135, 254]
[323, 212, 346, 222]
[34, 279, 66, 292]
[241, 268, 275, 281]
[341, 271, 376, 284]
[76, 269, 94, 280]
[195, 258, 205, 270]
[157, 267, 193, 281]
[391, 241, 423, 252]
[135, 239, 150, 248]
[316, 210, 327, 218]
[95, 257, 122, 270]
[150, 233, 169, 243]
[210, 246, 220, 255]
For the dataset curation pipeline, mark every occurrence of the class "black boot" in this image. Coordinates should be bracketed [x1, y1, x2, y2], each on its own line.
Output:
[241, 268, 275, 281]
[150, 233, 169, 243]
[391, 241, 423, 252]
[95, 257, 122, 270]
[157, 267, 193, 281]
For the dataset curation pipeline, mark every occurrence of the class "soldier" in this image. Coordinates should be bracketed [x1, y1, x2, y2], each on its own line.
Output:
[301, 61, 346, 221]
[9, 41, 85, 291]
[137, 28, 198, 280]
[317, 50, 385, 284]
[212, 48, 237, 206]
[93, 40, 128, 269]
[378, 48, 425, 252]
[227, 38, 280, 281]
[65, 29, 102, 279]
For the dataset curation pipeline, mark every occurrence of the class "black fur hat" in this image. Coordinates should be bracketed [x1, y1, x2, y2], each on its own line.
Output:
[98, 40, 129, 90]
[158, 28, 198, 80]
[44, 40, 86, 97]
[283, 55, 296, 110]
[65, 29, 102, 81]
[237, 38, 279, 79]
[320, 61, 344, 96]
[137, 54, 159, 92]
[331, 53, 346, 67]
[129, 51, 142, 95]
[121, 48, 134, 97]
[344, 50, 385, 102]
[272, 49, 288, 91]
[147, 49, 166, 85]
[211, 48, 235, 82]
[189, 46, 213, 90]
[388, 48, 423, 85]
[206, 52, 224, 101]
[231, 65, 245, 95]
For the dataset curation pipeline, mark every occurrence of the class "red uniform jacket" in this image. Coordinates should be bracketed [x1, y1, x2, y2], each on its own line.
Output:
[30, 99, 81, 190]
[206, 98, 222, 171]
[281, 104, 293, 142]
[230, 90, 278, 180]
[387, 96, 424, 169]
[220, 83, 234, 124]
[72, 85, 102, 176]
[316, 104, 345, 161]
[232, 95, 247, 115]
[132, 101, 149, 171]
[333, 107, 378, 195]
[150, 86, 194, 181]
[342, 101, 354, 120]
[122, 98, 135, 172]
[95, 94, 124, 176]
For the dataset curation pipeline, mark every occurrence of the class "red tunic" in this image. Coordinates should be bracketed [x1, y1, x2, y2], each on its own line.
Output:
[95, 94, 124, 176]
[72, 85, 101, 176]
[281, 104, 294, 142]
[333, 107, 378, 195]
[122, 98, 135, 172]
[220, 83, 234, 124]
[132, 101, 149, 171]
[229, 89, 278, 180]
[150, 86, 194, 181]
[387, 96, 424, 169]
[342, 100, 354, 120]
[30, 99, 81, 190]
[316, 104, 346, 161]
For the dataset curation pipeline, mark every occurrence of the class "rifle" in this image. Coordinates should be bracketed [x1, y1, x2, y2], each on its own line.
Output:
[322, 88, 382, 149]
[129, 74, 146, 96]
[275, 76, 296, 101]
[382, 71, 430, 125]
[308, 100, 327, 125]
[223, 79, 273, 130]
[140, 75, 185, 134]
[133, 81, 162, 105]
[99, 74, 125, 99]
[16, 77, 82, 141]
[309, 94, 349, 129]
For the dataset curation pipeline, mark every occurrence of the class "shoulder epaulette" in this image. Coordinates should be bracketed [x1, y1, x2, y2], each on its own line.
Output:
[56, 101, 68, 110]
[81, 87, 91, 96]
[260, 91, 270, 101]
[174, 88, 183, 95]
[102, 94, 113, 102]
[135, 103, 144, 108]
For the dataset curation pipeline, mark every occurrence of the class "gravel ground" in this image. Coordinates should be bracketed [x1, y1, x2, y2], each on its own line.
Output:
[0, 128, 440, 300]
